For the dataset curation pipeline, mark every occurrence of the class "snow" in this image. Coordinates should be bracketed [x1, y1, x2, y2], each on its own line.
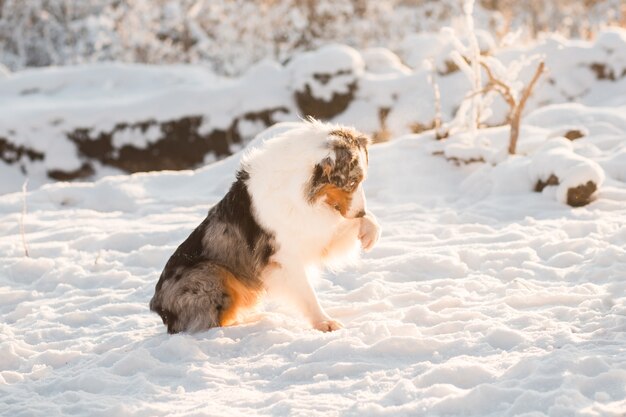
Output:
[2, 27, 626, 195]
[361, 48, 412, 76]
[529, 139, 605, 205]
[601, 148, 626, 182]
[431, 97, 626, 208]
[1, 11, 626, 415]
[288, 44, 364, 101]
[112, 125, 162, 149]
[1, 125, 626, 416]
[0, 61, 292, 194]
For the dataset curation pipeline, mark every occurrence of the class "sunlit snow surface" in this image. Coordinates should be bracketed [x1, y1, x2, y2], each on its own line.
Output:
[1, 131, 625, 416]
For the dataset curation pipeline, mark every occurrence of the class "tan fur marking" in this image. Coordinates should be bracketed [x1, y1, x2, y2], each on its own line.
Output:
[219, 270, 261, 327]
[315, 184, 352, 216]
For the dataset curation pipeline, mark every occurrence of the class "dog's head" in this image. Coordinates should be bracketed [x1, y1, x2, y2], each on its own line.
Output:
[307, 127, 370, 219]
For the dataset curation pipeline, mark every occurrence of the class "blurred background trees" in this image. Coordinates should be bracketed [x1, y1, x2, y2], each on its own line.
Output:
[1, 0, 622, 75]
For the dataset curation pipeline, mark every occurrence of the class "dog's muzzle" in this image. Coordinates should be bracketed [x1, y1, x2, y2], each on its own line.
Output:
[355, 210, 366, 218]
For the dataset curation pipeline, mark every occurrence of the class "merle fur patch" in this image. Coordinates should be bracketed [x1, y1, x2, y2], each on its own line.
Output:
[150, 169, 276, 333]
[307, 129, 369, 203]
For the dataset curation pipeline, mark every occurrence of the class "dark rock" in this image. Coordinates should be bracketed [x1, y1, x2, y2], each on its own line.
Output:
[564, 130, 585, 140]
[437, 60, 460, 76]
[445, 156, 485, 166]
[66, 107, 288, 175]
[535, 174, 597, 207]
[48, 163, 95, 181]
[590, 63, 616, 81]
[295, 76, 356, 119]
[534, 174, 560, 192]
[0, 137, 44, 164]
[567, 181, 597, 207]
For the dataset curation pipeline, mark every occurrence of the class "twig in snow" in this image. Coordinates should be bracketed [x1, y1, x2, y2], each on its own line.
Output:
[427, 64, 447, 140]
[20, 179, 30, 257]
[463, 0, 482, 133]
[511, 61, 545, 154]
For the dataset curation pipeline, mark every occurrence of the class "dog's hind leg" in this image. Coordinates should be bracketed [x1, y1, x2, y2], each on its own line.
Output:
[152, 263, 261, 333]
[152, 263, 225, 333]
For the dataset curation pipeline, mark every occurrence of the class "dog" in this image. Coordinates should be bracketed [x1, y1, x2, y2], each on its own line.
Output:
[149, 120, 381, 333]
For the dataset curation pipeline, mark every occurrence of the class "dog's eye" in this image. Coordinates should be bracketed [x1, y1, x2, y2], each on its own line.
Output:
[334, 203, 341, 211]
[349, 180, 357, 188]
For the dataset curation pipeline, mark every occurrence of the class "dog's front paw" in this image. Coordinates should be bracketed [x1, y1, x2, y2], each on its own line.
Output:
[313, 318, 344, 332]
[359, 215, 381, 252]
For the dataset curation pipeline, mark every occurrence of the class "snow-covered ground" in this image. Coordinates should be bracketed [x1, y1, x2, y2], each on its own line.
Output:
[1, 10, 626, 416]
[1, 123, 625, 416]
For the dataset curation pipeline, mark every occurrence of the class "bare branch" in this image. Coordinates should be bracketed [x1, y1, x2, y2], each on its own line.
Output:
[517, 61, 546, 120]
[509, 61, 545, 154]
[479, 60, 516, 109]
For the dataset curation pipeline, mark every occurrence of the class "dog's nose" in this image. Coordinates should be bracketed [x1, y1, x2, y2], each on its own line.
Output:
[355, 210, 366, 218]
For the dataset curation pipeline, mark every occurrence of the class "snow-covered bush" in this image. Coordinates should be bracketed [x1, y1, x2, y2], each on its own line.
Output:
[439, 120, 618, 208]
[420, 0, 624, 207]
[361, 48, 411, 76]
[530, 138, 605, 207]
[437, 0, 549, 154]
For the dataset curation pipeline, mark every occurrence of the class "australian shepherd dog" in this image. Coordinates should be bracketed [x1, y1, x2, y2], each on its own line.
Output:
[150, 120, 381, 333]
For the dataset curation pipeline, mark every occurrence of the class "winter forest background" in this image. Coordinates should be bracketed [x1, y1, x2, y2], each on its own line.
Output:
[1, 0, 624, 74]
[1, 1, 626, 417]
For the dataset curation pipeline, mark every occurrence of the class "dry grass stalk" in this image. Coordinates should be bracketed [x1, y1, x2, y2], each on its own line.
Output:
[480, 60, 545, 154]
[427, 68, 447, 140]
[20, 179, 30, 257]
[373, 107, 392, 143]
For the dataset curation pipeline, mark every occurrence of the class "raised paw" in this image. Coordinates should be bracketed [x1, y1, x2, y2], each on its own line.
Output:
[359, 214, 381, 252]
[313, 318, 344, 332]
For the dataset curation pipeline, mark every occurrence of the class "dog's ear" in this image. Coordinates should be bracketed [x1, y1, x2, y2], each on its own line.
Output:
[307, 157, 334, 203]
[357, 134, 371, 149]
[329, 147, 353, 187]
[329, 128, 371, 149]
[319, 157, 333, 180]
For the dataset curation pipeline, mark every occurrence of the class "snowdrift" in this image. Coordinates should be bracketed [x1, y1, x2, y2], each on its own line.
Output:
[434, 101, 626, 207]
[1, 28, 626, 195]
